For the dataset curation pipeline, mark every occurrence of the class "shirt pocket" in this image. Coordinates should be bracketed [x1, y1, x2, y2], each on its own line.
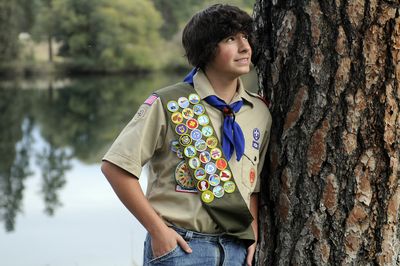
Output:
[241, 149, 259, 191]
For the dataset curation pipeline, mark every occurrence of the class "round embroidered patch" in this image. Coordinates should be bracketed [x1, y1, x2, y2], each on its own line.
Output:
[213, 185, 225, 198]
[186, 118, 199, 130]
[209, 174, 220, 186]
[182, 108, 194, 119]
[194, 140, 207, 152]
[190, 129, 202, 141]
[194, 168, 206, 180]
[220, 169, 232, 182]
[179, 134, 192, 146]
[223, 181, 236, 193]
[199, 151, 211, 164]
[189, 157, 201, 169]
[216, 158, 227, 170]
[167, 101, 179, 112]
[193, 104, 205, 115]
[201, 190, 214, 203]
[175, 161, 195, 189]
[197, 180, 210, 191]
[210, 148, 222, 160]
[171, 112, 183, 124]
[170, 140, 179, 152]
[178, 97, 190, 108]
[188, 93, 201, 104]
[206, 137, 218, 149]
[175, 124, 188, 135]
[205, 162, 217, 174]
[184, 145, 197, 158]
[201, 126, 213, 137]
[198, 115, 210, 126]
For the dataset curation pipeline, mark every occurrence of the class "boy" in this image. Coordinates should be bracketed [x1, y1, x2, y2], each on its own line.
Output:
[101, 4, 272, 266]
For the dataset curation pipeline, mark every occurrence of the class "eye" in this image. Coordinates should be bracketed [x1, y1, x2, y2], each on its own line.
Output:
[225, 36, 235, 42]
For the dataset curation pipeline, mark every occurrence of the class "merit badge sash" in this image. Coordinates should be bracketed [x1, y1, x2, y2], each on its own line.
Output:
[156, 82, 255, 246]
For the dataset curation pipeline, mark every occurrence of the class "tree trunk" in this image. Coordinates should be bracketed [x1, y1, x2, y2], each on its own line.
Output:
[253, 1, 400, 265]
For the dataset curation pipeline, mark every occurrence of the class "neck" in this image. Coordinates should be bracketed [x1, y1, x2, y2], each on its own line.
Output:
[204, 70, 239, 103]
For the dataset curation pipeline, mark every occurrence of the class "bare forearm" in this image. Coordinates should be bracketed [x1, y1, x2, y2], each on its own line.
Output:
[101, 161, 167, 235]
[250, 193, 259, 242]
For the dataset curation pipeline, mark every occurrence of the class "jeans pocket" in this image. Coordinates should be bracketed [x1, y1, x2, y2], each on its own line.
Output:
[148, 245, 180, 264]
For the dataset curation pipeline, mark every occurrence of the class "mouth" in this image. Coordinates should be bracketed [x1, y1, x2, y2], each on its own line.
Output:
[235, 58, 250, 64]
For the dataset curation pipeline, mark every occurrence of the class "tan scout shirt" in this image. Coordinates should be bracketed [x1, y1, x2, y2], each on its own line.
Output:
[103, 70, 272, 233]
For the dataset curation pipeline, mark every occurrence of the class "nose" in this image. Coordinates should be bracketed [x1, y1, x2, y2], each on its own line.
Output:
[238, 37, 251, 53]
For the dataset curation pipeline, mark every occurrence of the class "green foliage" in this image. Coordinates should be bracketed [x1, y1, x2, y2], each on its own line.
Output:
[43, 0, 163, 72]
[0, 1, 20, 62]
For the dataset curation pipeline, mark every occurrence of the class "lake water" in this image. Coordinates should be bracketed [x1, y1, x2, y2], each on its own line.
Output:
[0, 70, 258, 266]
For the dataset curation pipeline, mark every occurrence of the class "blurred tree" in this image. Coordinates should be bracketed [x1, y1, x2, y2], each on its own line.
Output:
[36, 138, 71, 216]
[0, 1, 20, 64]
[152, 0, 255, 39]
[0, 88, 34, 232]
[39, 0, 163, 72]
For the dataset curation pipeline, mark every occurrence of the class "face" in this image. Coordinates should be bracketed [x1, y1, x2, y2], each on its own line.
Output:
[206, 32, 252, 79]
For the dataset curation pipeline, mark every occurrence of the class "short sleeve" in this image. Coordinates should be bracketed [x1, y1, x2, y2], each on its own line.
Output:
[102, 97, 167, 178]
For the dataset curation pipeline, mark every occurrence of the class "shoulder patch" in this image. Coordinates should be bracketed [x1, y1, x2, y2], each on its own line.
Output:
[144, 93, 159, 106]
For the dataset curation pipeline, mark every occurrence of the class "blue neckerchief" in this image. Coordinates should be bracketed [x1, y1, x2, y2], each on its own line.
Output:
[203, 96, 245, 161]
[183, 68, 245, 161]
[183, 68, 197, 86]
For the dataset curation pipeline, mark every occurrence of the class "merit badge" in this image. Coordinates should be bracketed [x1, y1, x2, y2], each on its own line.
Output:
[205, 162, 217, 174]
[179, 134, 192, 146]
[190, 129, 202, 141]
[171, 112, 184, 124]
[144, 94, 158, 106]
[189, 157, 201, 169]
[252, 140, 260, 150]
[167, 101, 179, 112]
[195, 139, 207, 152]
[223, 181, 236, 193]
[250, 168, 256, 184]
[202, 126, 213, 137]
[216, 158, 227, 170]
[182, 108, 194, 119]
[206, 137, 218, 149]
[210, 148, 222, 160]
[193, 104, 205, 115]
[170, 140, 179, 152]
[209, 174, 220, 186]
[198, 115, 210, 126]
[253, 128, 261, 141]
[220, 169, 232, 182]
[213, 186, 225, 198]
[188, 93, 201, 104]
[201, 190, 214, 203]
[184, 145, 197, 158]
[175, 124, 188, 135]
[175, 161, 195, 189]
[186, 118, 199, 130]
[176, 149, 183, 159]
[199, 151, 211, 164]
[195, 168, 206, 180]
[197, 180, 210, 191]
[178, 97, 190, 108]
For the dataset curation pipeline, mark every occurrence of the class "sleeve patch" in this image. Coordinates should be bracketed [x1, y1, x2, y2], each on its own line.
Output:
[144, 93, 159, 106]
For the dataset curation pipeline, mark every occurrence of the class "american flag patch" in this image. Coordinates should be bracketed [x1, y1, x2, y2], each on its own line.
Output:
[144, 94, 159, 106]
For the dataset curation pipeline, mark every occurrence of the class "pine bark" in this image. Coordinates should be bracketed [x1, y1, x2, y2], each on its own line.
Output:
[253, 1, 400, 265]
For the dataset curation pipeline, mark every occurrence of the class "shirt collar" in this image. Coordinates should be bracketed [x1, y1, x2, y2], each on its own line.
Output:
[192, 69, 254, 107]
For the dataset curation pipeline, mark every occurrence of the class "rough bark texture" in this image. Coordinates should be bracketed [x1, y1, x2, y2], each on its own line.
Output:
[253, 1, 400, 265]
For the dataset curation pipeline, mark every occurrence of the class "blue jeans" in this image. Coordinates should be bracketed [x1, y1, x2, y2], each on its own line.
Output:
[143, 226, 247, 265]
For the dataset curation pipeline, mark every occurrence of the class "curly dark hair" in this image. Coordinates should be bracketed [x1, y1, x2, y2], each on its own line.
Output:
[182, 4, 255, 70]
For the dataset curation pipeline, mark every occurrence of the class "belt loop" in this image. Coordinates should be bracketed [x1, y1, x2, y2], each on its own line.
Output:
[184, 230, 193, 241]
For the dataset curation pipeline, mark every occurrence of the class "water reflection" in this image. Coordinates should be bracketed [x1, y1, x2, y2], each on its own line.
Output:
[0, 72, 183, 232]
